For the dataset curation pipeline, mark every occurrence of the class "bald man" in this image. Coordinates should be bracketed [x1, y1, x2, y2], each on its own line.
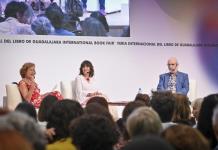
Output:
[157, 57, 189, 95]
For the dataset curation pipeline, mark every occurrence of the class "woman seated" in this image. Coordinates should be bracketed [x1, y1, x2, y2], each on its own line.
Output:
[18, 62, 62, 108]
[73, 60, 103, 105]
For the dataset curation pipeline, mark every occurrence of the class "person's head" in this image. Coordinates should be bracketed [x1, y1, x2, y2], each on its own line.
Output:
[45, 2, 64, 29]
[4, 1, 34, 24]
[126, 107, 162, 138]
[0, 112, 47, 150]
[134, 93, 150, 106]
[70, 114, 119, 150]
[20, 62, 35, 79]
[192, 98, 203, 121]
[122, 136, 174, 150]
[82, 17, 107, 36]
[85, 103, 114, 123]
[0, 130, 33, 150]
[90, 11, 109, 32]
[86, 96, 109, 110]
[212, 105, 218, 141]
[46, 99, 84, 142]
[150, 91, 175, 123]
[122, 101, 145, 124]
[162, 124, 210, 150]
[167, 57, 178, 74]
[197, 93, 218, 148]
[15, 101, 37, 121]
[38, 95, 58, 122]
[79, 60, 94, 77]
[31, 16, 53, 35]
[172, 94, 191, 123]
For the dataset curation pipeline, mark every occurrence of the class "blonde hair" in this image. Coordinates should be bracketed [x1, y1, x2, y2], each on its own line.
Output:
[20, 62, 35, 78]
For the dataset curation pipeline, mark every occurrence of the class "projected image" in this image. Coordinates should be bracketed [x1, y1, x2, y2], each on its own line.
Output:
[0, 0, 130, 37]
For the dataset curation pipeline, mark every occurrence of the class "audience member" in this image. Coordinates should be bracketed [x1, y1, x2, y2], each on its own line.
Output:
[122, 136, 174, 150]
[0, 130, 33, 150]
[45, 2, 75, 35]
[31, 16, 53, 35]
[86, 96, 109, 110]
[126, 107, 162, 138]
[212, 105, 218, 150]
[46, 100, 83, 149]
[172, 94, 192, 125]
[0, 112, 47, 150]
[70, 114, 119, 150]
[192, 98, 203, 123]
[90, 11, 109, 32]
[134, 93, 150, 106]
[197, 93, 218, 148]
[15, 101, 37, 121]
[0, 1, 35, 34]
[81, 17, 107, 36]
[150, 91, 175, 126]
[18, 62, 63, 108]
[162, 124, 210, 150]
[38, 95, 58, 122]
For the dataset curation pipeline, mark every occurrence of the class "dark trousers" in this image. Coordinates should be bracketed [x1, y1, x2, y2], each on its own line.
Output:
[82, 0, 105, 10]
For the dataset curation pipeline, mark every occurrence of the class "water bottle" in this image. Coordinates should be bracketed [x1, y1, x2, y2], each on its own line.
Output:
[138, 88, 142, 94]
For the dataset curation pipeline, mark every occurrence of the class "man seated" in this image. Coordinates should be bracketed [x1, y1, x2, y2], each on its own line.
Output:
[157, 57, 189, 95]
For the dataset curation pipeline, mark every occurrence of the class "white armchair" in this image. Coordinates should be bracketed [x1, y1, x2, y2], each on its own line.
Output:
[5, 84, 22, 110]
[187, 79, 197, 102]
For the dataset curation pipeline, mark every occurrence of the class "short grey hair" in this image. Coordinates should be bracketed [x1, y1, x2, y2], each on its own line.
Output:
[126, 106, 163, 138]
[0, 112, 47, 149]
[31, 16, 53, 35]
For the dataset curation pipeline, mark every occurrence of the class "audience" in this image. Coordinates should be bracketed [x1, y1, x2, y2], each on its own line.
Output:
[212, 105, 218, 150]
[0, 112, 47, 150]
[150, 91, 176, 129]
[192, 98, 204, 123]
[162, 124, 210, 150]
[134, 93, 150, 106]
[122, 136, 174, 150]
[197, 94, 218, 148]
[70, 114, 119, 150]
[46, 99, 83, 149]
[172, 94, 192, 125]
[0, 1, 35, 34]
[126, 107, 162, 138]
[90, 11, 109, 32]
[81, 17, 107, 36]
[0, 130, 33, 150]
[31, 16, 54, 35]
[15, 101, 37, 121]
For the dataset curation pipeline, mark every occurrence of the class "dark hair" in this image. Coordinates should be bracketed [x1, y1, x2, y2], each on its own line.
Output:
[162, 125, 210, 150]
[150, 91, 175, 123]
[122, 135, 174, 150]
[70, 115, 119, 150]
[85, 103, 113, 123]
[197, 94, 218, 148]
[15, 101, 37, 121]
[134, 93, 150, 106]
[38, 95, 58, 122]
[86, 96, 109, 110]
[82, 17, 107, 36]
[4, 1, 28, 19]
[79, 60, 94, 77]
[45, 3, 64, 29]
[0, 108, 10, 116]
[90, 11, 109, 32]
[122, 101, 144, 123]
[47, 99, 84, 142]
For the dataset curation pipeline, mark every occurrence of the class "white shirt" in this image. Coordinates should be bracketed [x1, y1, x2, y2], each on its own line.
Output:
[0, 17, 34, 35]
[73, 75, 98, 104]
